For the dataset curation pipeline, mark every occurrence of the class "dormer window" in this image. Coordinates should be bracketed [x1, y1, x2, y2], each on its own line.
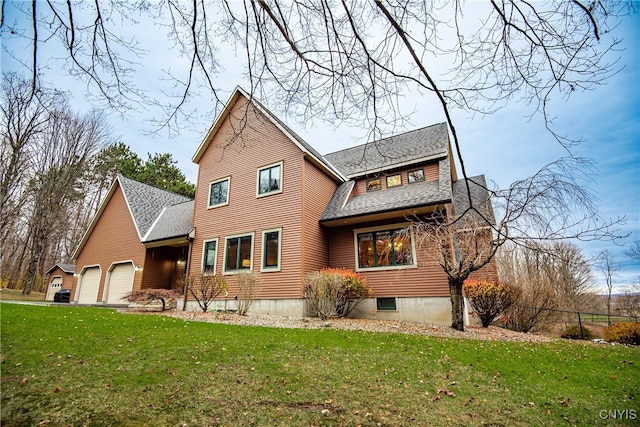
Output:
[408, 169, 425, 184]
[366, 178, 381, 192]
[257, 161, 283, 197]
[386, 174, 402, 188]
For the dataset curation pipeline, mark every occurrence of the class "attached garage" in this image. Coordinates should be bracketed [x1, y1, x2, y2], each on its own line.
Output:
[76, 266, 101, 304]
[46, 276, 63, 301]
[104, 263, 135, 305]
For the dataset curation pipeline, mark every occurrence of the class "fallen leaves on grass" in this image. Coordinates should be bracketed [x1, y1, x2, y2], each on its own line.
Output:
[432, 386, 456, 401]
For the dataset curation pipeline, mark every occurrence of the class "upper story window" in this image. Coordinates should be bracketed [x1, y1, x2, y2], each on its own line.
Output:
[355, 225, 415, 271]
[366, 178, 382, 192]
[202, 239, 218, 273]
[208, 177, 230, 208]
[257, 161, 283, 197]
[408, 169, 425, 184]
[386, 174, 402, 188]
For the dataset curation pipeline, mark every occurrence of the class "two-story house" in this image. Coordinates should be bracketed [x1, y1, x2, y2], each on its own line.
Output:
[70, 87, 497, 324]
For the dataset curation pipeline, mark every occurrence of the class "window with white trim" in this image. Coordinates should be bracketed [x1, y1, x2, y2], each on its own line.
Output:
[208, 177, 230, 208]
[202, 239, 218, 273]
[224, 233, 254, 273]
[261, 228, 282, 271]
[257, 162, 283, 196]
[355, 225, 415, 270]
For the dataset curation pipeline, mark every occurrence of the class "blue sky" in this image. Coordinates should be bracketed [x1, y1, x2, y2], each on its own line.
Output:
[2, 3, 638, 291]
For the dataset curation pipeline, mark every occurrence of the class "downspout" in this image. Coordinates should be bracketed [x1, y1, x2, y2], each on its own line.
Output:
[182, 231, 195, 311]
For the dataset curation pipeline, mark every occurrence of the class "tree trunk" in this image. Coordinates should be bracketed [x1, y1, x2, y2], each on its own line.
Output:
[449, 277, 465, 331]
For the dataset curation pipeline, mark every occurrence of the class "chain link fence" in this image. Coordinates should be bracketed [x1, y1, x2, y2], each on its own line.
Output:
[504, 305, 638, 339]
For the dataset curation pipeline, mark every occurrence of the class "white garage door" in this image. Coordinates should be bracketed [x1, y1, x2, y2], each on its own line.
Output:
[105, 263, 135, 304]
[77, 267, 101, 304]
[46, 277, 63, 301]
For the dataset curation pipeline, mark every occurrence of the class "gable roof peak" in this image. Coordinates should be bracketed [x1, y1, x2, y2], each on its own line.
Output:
[192, 87, 346, 182]
[116, 175, 193, 239]
[46, 263, 75, 275]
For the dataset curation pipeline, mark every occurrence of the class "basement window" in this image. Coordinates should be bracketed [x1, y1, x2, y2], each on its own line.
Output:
[377, 297, 397, 311]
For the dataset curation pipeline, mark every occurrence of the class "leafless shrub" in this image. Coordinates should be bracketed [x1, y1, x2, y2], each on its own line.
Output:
[234, 271, 259, 316]
[304, 268, 372, 320]
[182, 273, 228, 313]
[498, 242, 560, 332]
[615, 286, 640, 319]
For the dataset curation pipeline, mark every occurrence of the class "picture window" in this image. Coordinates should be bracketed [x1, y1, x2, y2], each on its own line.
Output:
[356, 226, 415, 270]
[224, 234, 254, 273]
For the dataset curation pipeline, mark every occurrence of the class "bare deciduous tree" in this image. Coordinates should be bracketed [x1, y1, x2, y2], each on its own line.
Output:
[1, 73, 61, 265]
[410, 159, 620, 331]
[3, 2, 626, 150]
[625, 240, 640, 263]
[615, 285, 640, 319]
[597, 249, 621, 325]
[1, 73, 110, 293]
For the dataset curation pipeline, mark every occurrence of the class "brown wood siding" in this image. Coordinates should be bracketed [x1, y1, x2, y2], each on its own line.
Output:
[48, 268, 74, 290]
[190, 96, 316, 299]
[302, 158, 337, 276]
[328, 220, 450, 298]
[353, 162, 439, 196]
[72, 186, 145, 301]
[141, 246, 189, 291]
[467, 257, 500, 283]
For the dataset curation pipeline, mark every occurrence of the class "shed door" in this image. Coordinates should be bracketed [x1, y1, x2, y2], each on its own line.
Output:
[46, 276, 63, 301]
[105, 263, 135, 305]
[77, 267, 101, 304]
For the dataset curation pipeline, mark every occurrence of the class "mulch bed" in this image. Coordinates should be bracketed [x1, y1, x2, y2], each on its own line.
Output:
[132, 310, 554, 343]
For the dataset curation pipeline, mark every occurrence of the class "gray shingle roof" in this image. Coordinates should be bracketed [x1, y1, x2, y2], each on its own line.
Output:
[321, 178, 450, 222]
[143, 200, 195, 243]
[324, 123, 449, 178]
[118, 175, 193, 239]
[46, 263, 75, 274]
[321, 123, 455, 222]
[452, 175, 495, 226]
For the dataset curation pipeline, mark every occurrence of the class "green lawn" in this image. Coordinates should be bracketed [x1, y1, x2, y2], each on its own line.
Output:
[1, 303, 638, 426]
